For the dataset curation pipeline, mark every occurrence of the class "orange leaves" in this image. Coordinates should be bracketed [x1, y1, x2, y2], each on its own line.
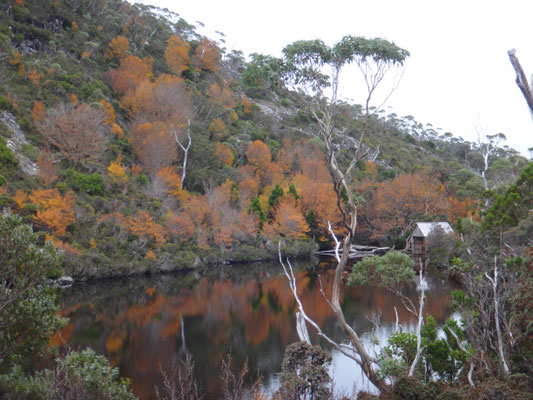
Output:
[208, 82, 236, 109]
[130, 122, 176, 176]
[106, 124, 121, 139]
[368, 171, 452, 238]
[208, 118, 228, 140]
[105, 55, 153, 96]
[241, 94, 252, 115]
[28, 68, 41, 86]
[156, 167, 184, 200]
[246, 140, 271, 171]
[192, 37, 220, 72]
[271, 199, 310, 240]
[107, 35, 129, 59]
[30, 189, 75, 237]
[164, 35, 190, 74]
[166, 211, 195, 242]
[9, 50, 21, 66]
[215, 142, 234, 166]
[107, 157, 128, 186]
[13, 190, 27, 209]
[98, 100, 116, 125]
[129, 210, 166, 245]
[36, 153, 58, 187]
[31, 101, 45, 123]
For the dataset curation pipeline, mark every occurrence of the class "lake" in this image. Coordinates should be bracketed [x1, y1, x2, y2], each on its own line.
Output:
[51, 258, 455, 399]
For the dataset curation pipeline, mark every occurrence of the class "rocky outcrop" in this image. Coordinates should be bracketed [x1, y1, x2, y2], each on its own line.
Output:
[0, 111, 38, 176]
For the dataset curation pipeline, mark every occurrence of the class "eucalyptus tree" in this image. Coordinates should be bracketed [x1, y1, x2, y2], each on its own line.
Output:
[276, 36, 409, 392]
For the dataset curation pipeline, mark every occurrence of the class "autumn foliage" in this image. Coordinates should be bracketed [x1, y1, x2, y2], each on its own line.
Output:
[30, 189, 75, 237]
[107, 35, 129, 59]
[192, 37, 220, 72]
[37, 103, 108, 170]
[130, 122, 176, 176]
[164, 35, 190, 75]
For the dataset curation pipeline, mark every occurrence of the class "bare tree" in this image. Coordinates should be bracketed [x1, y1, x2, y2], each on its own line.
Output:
[37, 103, 108, 171]
[277, 36, 409, 393]
[508, 49, 533, 121]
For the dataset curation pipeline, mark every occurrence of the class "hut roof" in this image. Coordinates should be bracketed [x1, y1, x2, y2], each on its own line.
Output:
[411, 222, 453, 238]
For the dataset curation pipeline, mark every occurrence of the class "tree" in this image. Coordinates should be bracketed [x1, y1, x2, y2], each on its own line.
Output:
[128, 211, 166, 246]
[37, 103, 108, 171]
[214, 141, 234, 166]
[277, 36, 409, 392]
[272, 199, 310, 240]
[30, 101, 45, 123]
[368, 171, 450, 239]
[30, 189, 75, 237]
[0, 211, 65, 369]
[107, 35, 129, 59]
[130, 122, 177, 177]
[245, 140, 271, 171]
[275, 341, 332, 400]
[192, 37, 220, 72]
[165, 35, 191, 75]
[508, 49, 533, 120]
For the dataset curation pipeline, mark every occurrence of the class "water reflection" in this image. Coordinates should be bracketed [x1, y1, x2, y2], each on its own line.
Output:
[52, 259, 453, 399]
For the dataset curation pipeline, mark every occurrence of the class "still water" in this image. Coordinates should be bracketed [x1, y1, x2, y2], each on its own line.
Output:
[52, 258, 454, 399]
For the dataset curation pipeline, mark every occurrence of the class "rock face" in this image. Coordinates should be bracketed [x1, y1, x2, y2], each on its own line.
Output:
[0, 111, 38, 176]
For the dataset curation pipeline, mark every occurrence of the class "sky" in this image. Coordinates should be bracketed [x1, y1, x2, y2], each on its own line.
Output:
[135, 0, 533, 157]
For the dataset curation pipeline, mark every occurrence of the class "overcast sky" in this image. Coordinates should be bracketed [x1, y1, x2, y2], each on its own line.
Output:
[135, 0, 533, 157]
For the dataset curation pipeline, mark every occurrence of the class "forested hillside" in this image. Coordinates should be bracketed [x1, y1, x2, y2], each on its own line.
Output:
[1, 1, 533, 399]
[0, 0, 529, 282]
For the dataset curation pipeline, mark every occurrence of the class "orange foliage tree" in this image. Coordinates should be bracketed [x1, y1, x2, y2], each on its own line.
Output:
[128, 210, 166, 245]
[214, 142, 234, 166]
[245, 140, 271, 171]
[208, 118, 228, 140]
[164, 35, 190, 74]
[208, 82, 236, 109]
[37, 103, 108, 171]
[98, 100, 116, 125]
[105, 55, 153, 96]
[30, 189, 75, 237]
[36, 153, 58, 187]
[130, 122, 177, 177]
[155, 167, 184, 201]
[12, 190, 27, 209]
[122, 74, 191, 123]
[30, 101, 45, 123]
[192, 37, 220, 72]
[271, 199, 310, 240]
[368, 171, 451, 239]
[28, 68, 41, 86]
[107, 35, 129, 59]
[166, 211, 195, 242]
[107, 156, 128, 186]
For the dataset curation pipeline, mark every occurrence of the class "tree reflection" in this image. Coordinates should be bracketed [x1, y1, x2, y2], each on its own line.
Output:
[52, 260, 453, 400]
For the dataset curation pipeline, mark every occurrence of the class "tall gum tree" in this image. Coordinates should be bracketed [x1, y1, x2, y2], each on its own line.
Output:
[276, 36, 409, 393]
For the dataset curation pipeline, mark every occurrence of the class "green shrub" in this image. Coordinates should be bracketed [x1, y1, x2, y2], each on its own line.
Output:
[135, 173, 148, 186]
[17, 117, 32, 131]
[0, 96, 11, 111]
[21, 143, 38, 161]
[0, 174, 6, 186]
[0, 349, 137, 400]
[62, 169, 104, 196]
[0, 121, 11, 138]
[0, 137, 17, 168]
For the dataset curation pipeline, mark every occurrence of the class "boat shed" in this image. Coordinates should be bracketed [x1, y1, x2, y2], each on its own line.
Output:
[407, 222, 454, 257]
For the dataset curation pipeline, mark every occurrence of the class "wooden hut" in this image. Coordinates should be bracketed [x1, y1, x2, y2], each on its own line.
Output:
[407, 222, 453, 269]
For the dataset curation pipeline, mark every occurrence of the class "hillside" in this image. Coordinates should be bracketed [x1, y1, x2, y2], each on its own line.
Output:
[0, 0, 529, 280]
